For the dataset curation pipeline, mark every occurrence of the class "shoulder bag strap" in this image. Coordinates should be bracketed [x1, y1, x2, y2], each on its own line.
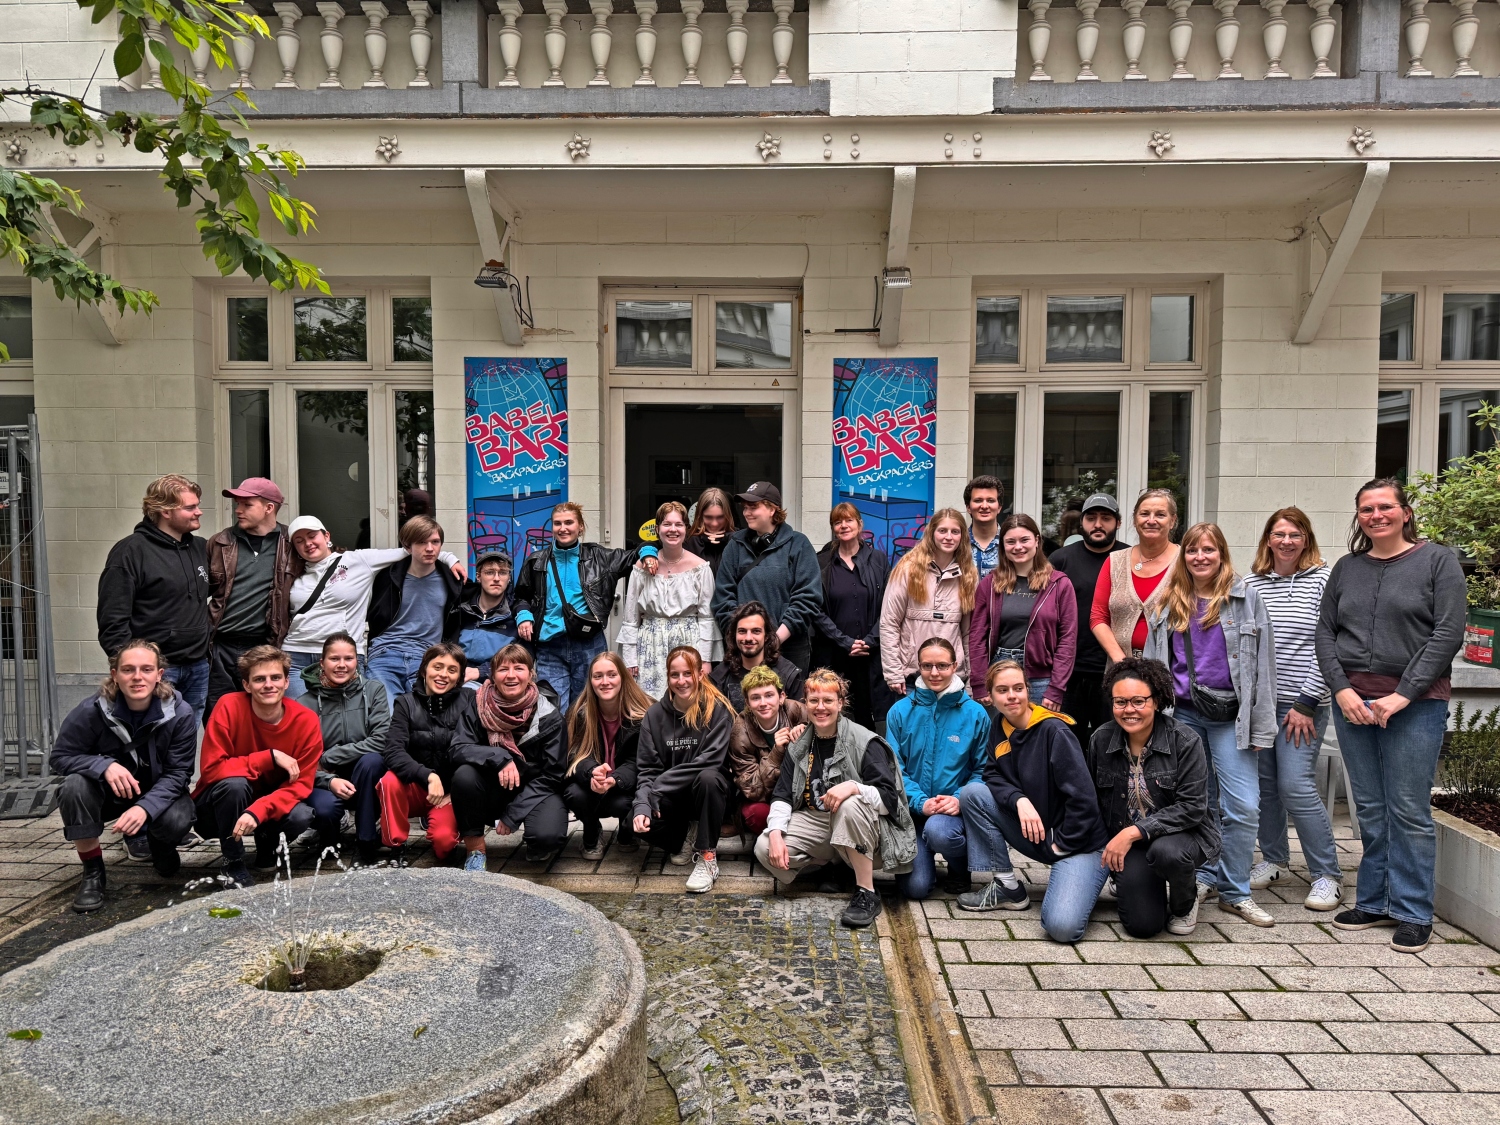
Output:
[291, 558, 339, 619]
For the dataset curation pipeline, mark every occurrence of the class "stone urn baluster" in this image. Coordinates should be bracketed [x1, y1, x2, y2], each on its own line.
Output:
[771, 0, 795, 85]
[725, 0, 750, 85]
[408, 0, 432, 88]
[273, 2, 302, 88]
[1260, 0, 1290, 78]
[542, 0, 567, 87]
[633, 1, 658, 85]
[1028, 0, 1054, 81]
[1451, 0, 1480, 76]
[1167, 0, 1195, 79]
[680, 0, 704, 85]
[1121, 0, 1148, 78]
[362, 2, 389, 88]
[1214, 0, 1242, 77]
[496, 0, 522, 87]
[1076, 0, 1102, 80]
[587, 0, 613, 87]
[1309, 0, 1337, 77]
[316, 3, 346, 88]
[1403, 0, 1432, 77]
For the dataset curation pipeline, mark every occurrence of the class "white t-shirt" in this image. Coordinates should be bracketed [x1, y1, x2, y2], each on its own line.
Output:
[282, 548, 459, 654]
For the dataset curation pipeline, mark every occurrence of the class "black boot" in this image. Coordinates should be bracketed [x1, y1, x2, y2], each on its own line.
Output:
[148, 834, 181, 878]
[221, 838, 255, 888]
[357, 839, 380, 866]
[252, 831, 278, 869]
[942, 862, 972, 897]
[72, 855, 107, 913]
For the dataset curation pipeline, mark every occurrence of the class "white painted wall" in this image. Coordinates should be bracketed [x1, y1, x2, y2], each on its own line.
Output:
[0, 0, 118, 122]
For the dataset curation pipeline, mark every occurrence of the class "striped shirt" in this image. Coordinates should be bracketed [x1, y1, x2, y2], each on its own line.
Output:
[1244, 565, 1330, 707]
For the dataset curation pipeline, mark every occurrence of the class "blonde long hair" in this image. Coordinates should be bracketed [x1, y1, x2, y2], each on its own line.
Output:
[567, 650, 652, 771]
[1162, 522, 1236, 632]
[895, 508, 977, 613]
[665, 646, 729, 729]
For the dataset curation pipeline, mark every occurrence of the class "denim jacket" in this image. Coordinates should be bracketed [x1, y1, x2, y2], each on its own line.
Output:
[1086, 714, 1221, 861]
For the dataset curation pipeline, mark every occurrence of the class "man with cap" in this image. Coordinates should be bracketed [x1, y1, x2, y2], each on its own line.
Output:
[711, 482, 823, 674]
[205, 478, 296, 720]
[1047, 492, 1127, 746]
[448, 549, 518, 689]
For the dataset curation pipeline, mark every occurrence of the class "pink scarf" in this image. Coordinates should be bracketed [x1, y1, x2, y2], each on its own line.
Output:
[476, 680, 539, 761]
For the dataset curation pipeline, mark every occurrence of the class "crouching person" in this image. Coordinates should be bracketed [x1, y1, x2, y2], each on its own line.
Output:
[1089, 657, 1220, 938]
[193, 646, 324, 887]
[956, 660, 1109, 944]
[300, 631, 390, 864]
[564, 651, 650, 860]
[729, 665, 807, 837]
[462, 643, 569, 871]
[52, 640, 197, 912]
[754, 668, 918, 930]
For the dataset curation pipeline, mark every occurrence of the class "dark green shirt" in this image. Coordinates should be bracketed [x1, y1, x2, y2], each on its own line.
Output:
[217, 530, 279, 638]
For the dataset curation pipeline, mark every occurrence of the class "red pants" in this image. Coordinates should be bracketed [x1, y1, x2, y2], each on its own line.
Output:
[378, 771, 460, 859]
[741, 801, 771, 837]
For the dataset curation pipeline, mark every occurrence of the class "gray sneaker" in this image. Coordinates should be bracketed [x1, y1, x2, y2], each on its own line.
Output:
[670, 824, 697, 867]
[957, 876, 1030, 912]
[685, 853, 719, 894]
[1167, 898, 1199, 935]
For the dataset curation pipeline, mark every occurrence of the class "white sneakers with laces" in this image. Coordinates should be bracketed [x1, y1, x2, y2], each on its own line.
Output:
[685, 852, 719, 894]
[1304, 875, 1344, 911]
[1249, 861, 1286, 889]
[1167, 897, 1199, 935]
[1218, 897, 1275, 927]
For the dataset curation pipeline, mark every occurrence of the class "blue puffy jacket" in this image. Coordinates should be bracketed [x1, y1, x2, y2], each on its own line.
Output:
[886, 681, 990, 816]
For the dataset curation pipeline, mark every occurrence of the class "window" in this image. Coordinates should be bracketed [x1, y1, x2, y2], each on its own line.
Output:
[607, 288, 801, 378]
[1439, 388, 1500, 468]
[976, 297, 1021, 365]
[1381, 293, 1416, 362]
[392, 297, 433, 363]
[715, 301, 793, 369]
[972, 393, 1018, 512]
[1148, 390, 1193, 534]
[296, 390, 369, 549]
[1046, 296, 1124, 364]
[228, 389, 271, 483]
[1042, 392, 1119, 537]
[1149, 296, 1194, 364]
[1442, 294, 1500, 362]
[228, 297, 269, 363]
[617, 300, 692, 368]
[0, 296, 33, 363]
[294, 296, 367, 363]
[1376, 389, 1412, 482]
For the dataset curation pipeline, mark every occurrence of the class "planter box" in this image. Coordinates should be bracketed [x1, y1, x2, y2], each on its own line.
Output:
[1435, 807, 1500, 948]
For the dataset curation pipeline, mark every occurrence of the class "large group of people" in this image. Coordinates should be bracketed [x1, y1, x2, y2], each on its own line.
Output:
[70, 470, 1463, 949]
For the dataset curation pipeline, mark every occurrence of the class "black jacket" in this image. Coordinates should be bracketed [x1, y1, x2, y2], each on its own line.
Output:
[984, 707, 1108, 858]
[711, 523, 824, 642]
[50, 689, 198, 823]
[633, 693, 734, 819]
[97, 521, 212, 665]
[512, 542, 648, 632]
[684, 533, 728, 578]
[1086, 714, 1221, 860]
[366, 556, 466, 646]
[566, 713, 642, 796]
[382, 683, 485, 785]
[813, 541, 898, 720]
[710, 654, 806, 712]
[451, 684, 568, 830]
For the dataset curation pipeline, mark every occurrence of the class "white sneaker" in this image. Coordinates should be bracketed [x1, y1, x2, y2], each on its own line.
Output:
[580, 842, 605, 862]
[685, 853, 719, 894]
[1099, 876, 1118, 903]
[1218, 897, 1275, 927]
[1304, 875, 1343, 912]
[670, 825, 697, 867]
[1196, 880, 1219, 905]
[1249, 861, 1286, 889]
[1167, 898, 1199, 935]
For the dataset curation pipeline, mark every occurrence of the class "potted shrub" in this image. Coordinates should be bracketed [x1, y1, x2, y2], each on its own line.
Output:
[1409, 402, 1500, 666]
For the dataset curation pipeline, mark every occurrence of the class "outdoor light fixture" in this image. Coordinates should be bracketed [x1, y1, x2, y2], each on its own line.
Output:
[475, 260, 513, 289]
[473, 260, 535, 334]
[882, 266, 912, 290]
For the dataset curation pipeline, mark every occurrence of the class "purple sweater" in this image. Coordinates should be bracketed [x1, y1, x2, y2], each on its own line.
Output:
[1170, 599, 1233, 701]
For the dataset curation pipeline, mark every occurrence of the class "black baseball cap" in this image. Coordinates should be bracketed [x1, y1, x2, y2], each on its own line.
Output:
[736, 481, 783, 507]
[1081, 493, 1121, 517]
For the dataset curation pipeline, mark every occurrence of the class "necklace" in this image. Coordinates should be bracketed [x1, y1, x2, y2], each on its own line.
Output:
[1133, 544, 1168, 573]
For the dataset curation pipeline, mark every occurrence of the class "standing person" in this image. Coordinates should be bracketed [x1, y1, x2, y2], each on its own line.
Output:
[298, 632, 390, 864]
[1143, 523, 1278, 927]
[709, 601, 806, 711]
[564, 651, 651, 860]
[632, 647, 735, 894]
[1317, 479, 1467, 954]
[97, 475, 212, 724]
[51, 641, 197, 912]
[955, 662, 1109, 943]
[813, 503, 896, 728]
[965, 475, 1004, 580]
[1244, 507, 1343, 911]
[885, 638, 990, 901]
[711, 482, 823, 673]
[755, 668, 917, 929]
[728, 665, 806, 838]
[1090, 488, 1180, 666]
[364, 516, 466, 708]
[1049, 493, 1128, 747]
[451, 551, 519, 687]
[513, 501, 658, 712]
[205, 478, 296, 720]
[684, 487, 737, 578]
[969, 514, 1076, 709]
[282, 514, 463, 700]
[192, 646, 324, 886]
[618, 501, 720, 698]
[879, 508, 977, 694]
[1089, 657, 1220, 938]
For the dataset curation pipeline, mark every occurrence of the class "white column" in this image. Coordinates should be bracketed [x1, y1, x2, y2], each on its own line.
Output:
[1167, 0, 1195, 79]
[725, 0, 750, 85]
[143, 18, 166, 89]
[1028, 0, 1053, 81]
[408, 0, 432, 88]
[680, 0, 704, 85]
[1260, 0, 1289, 76]
[273, 2, 302, 88]
[587, 0, 613, 87]
[542, 0, 567, 87]
[633, 1, 658, 86]
[1309, 0, 1337, 76]
[316, 3, 346, 88]
[1213, 0, 1242, 77]
[770, 0, 795, 85]
[1402, 0, 1431, 77]
[361, 2, 389, 88]
[496, 0, 522, 86]
[229, 31, 256, 88]
[1121, 0, 1148, 78]
[189, 37, 212, 82]
[1451, 0, 1480, 76]
[1076, 0, 1102, 80]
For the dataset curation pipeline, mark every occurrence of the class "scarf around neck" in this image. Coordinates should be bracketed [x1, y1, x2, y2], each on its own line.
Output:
[476, 679, 539, 760]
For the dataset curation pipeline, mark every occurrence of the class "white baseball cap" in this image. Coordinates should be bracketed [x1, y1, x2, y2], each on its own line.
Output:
[287, 515, 328, 537]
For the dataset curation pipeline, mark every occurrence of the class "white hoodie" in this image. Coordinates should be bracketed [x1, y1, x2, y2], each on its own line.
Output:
[283, 548, 459, 654]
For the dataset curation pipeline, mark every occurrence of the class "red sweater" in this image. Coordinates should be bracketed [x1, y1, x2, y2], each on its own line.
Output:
[194, 692, 323, 825]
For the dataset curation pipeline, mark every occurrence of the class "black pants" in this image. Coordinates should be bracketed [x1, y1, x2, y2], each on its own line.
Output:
[58, 773, 195, 844]
[642, 767, 731, 853]
[822, 648, 876, 728]
[781, 633, 812, 675]
[206, 633, 265, 721]
[562, 776, 637, 832]
[1062, 668, 1111, 750]
[449, 763, 569, 854]
[195, 777, 316, 861]
[1114, 832, 1207, 939]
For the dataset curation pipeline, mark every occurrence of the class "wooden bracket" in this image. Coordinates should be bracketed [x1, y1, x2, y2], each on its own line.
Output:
[878, 165, 917, 349]
[464, 168, 524, 347]
[1293, 161, 1390, 346]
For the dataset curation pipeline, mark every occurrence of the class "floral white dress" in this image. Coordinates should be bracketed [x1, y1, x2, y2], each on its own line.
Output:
[616, 562, 722, 698]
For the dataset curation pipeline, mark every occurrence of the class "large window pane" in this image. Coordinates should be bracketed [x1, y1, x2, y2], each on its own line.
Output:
[395, 389, 435, 520]
[1380, 293, 1415, 362]
[228, 389, 271, 485]
[972, 393, 1017, 514]
[0, 296, 33, 362]
[227, 297, 268, 363]
[616, 300, 692, 368]
[1439, 388, 1500, 470]
[715, 301, 792, 369]
[1046, 295, 1124, 364]
[1148, 391, 1193, 540]
[1042, 391, 1119, 539]
[392, 297, 433, 362]
[294, 296, 368, 362]
[297, 391, 370, 549]
[1442, 294, 1500, 361]
[976, 297, 1020, 364]
[1149, 295, 1194, 363]
[1376, 389, 1412, 482]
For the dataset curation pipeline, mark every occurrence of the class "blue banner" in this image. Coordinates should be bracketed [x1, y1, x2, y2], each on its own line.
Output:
[464, 358, 568, 571]
[832, 358, 937, 562]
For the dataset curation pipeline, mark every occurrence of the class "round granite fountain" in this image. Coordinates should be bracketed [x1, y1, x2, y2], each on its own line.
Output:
[0, 868, 647, 1125]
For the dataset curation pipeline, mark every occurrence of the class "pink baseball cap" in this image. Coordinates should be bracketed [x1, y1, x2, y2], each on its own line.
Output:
[222, 477, 286, 505]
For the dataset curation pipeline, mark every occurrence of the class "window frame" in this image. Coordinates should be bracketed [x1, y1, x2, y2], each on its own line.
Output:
[0, 283, 35, 375]
[605, 285, 802, 388]
[214, 285, 433, 375]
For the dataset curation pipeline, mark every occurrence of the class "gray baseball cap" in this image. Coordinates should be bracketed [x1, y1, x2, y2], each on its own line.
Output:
[1081, 493, 1121, 516]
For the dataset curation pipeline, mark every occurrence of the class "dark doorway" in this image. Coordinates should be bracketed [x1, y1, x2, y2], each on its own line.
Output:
[625, 404, 782, 546]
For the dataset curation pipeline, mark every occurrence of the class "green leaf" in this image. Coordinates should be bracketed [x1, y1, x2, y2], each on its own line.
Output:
[114, 35, 145, 82]
[6, 1029, 42, 1041]
[413, 1025, 428, 1039]
[208, 906, 242, 919]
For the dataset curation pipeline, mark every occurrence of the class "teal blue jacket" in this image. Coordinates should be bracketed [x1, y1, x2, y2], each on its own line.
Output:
[886, 681, 991, 816]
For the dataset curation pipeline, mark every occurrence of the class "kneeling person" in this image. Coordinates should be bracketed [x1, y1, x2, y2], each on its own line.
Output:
[754, 669, 918, 929]
[729, 665, 807, 837]
[52, 640, 198, 912]
[563, 651, 651, 860]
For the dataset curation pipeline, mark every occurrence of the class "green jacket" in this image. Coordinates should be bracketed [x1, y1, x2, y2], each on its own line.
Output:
[299, 664, 390, 785]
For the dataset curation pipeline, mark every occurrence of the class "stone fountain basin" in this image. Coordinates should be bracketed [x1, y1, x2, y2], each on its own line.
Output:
[0, 868, 646, 1125]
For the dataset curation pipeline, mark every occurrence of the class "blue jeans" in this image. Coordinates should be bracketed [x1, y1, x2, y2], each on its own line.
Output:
[896, 810, 968, 901]
[533, 631, 607, 713]
[1257, 703, 1340, 880]
[164, 658, 209, 726]
[285, 651, 366, 701]
[1335, 698, 1448, 925]
[958, 780, 1109, 944]
[1177, 704, 1261, 904]
[366, 642, 427, 711]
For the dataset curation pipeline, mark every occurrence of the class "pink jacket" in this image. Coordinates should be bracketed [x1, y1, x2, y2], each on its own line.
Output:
[968, 570, 1078, 699]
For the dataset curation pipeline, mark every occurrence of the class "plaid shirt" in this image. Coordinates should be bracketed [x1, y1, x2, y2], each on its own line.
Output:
[970, 530, 1000, 580]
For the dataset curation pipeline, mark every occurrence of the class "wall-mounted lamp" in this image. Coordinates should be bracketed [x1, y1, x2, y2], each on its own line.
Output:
[882, 266, 912, 290]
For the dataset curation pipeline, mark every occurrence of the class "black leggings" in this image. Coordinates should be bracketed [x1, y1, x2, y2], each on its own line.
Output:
[1115, 831, 1207, 939]
[562, 777, 636, 829]
[641, 767, 731, 853]
[448, 764, 569, 853]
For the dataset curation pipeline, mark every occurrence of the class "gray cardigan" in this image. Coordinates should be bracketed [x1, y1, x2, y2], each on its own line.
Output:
[1143, 577, 1279, 751]
[1314, 541, 1467, 701]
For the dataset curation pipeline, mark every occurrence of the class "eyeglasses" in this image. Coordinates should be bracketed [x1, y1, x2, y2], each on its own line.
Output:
[919, 662, 955, 672]
[1111, 696, 1153, 710]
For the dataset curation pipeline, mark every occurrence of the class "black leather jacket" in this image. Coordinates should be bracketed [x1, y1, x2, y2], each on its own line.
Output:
[1085, 713, 1221, 860]
[512, 541, 650, 630]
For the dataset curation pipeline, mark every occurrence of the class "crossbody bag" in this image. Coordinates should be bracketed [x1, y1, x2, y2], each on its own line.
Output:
[1180, 624, 1239, 723]
[549, 551, 603, 642]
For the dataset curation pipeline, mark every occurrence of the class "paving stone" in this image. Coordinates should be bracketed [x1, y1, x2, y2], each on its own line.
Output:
[937, 940, 968, 962]
[963, 940, 1080, 963]
[1380, 968, 1500, 993]
[1218, 921, 1335, 943]
[1455, 1024, 1500, 1052]
[1420, 945, 1500, 968]
[974, 1050, 1020, 1086]
[1147, 965, 1276, 991]
[966, 1017, 1070, 1050]
[921, 899, 954, 919]
[1397, 1092, 1500, 1124]
[1034, 963, 1157, 991]
[1014, 1049, 1161, 1088]
[1007, 918, 1117, 942]
[1431, 1057, 1500, 1094]
[1109, 990, 1246, 1020]
[1101, 1087, 1265, 1124]
[952, 989, 990, 1018]
[1327, 1022, 1484, 1055]
[1231, 990, 1375, 1021]
[1358, 994, 1500, 1023]
[1190, 942, 1312, 966]
[988, 1086, 1113, 1123]
[1076, 940, 1193, 964]
[985, 990, 1116, 1019]
[1152, 1051, 1307, 1090]
[1251, 1089, 1423, 1124]
[946, 964, 1037, 990]
[1197, 1020, 1345, 1053]
[927, 918, 1021, 940]
[1302, 944, 1429, 967]
[1267, 966, 1401, 991]
[1064, 1019, 1207, 1052]
[1481, 995, 1500, 1016]
[1289, 1053, 1455, 1091]
[1109, 922, 1228, 943]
